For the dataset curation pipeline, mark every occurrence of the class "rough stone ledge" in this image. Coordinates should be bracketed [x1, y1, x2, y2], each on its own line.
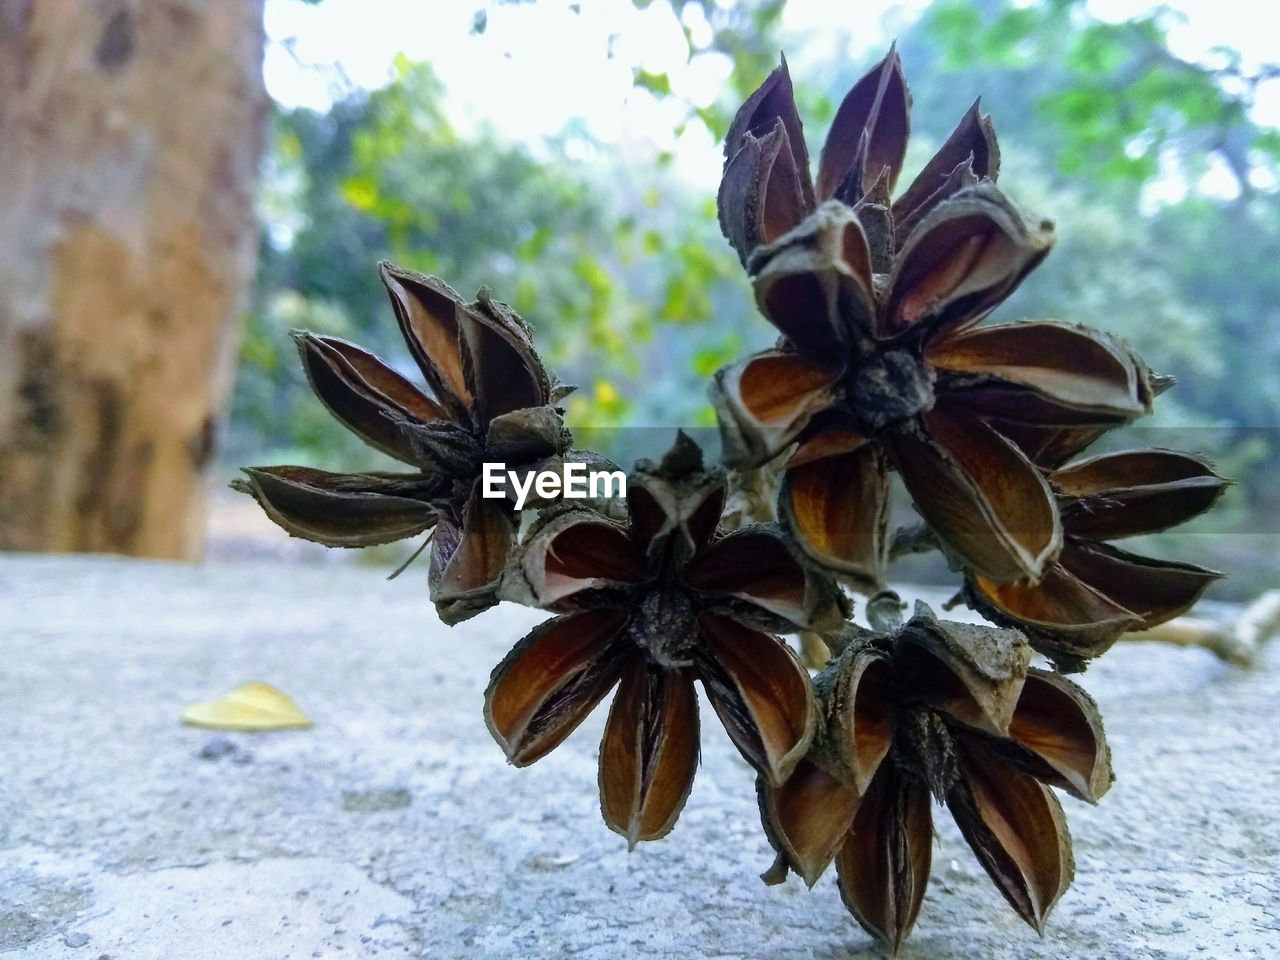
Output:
[1, 555, 1276, 959]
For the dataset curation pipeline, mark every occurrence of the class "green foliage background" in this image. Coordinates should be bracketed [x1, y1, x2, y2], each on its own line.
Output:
[227, 0, 1280, 597]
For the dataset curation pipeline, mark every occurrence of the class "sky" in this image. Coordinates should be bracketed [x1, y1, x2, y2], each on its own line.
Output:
[262, 0, 1280, 191]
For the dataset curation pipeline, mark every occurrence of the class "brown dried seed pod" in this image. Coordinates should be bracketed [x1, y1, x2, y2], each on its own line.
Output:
[486, 434, 848, 845]
[235, 261, 570, 625]
[710, 182, 1158, 590]
[758, 603, 1110, 947]
[713, 48, 1163, 598]
[893, 99, 999, 239]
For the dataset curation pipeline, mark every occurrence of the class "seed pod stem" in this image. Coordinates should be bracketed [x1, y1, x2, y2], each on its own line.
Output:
[1121, 590, 1280, 667]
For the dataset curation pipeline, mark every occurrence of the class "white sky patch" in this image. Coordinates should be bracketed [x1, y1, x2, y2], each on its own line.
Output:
[780, 0, 934, 59]
[264, 0, 1277, 193]
[265, 0, 747, 185]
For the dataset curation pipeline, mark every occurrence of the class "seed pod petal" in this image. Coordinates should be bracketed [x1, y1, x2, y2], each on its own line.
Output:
[929, 321, 1149, 420]
[832, 647, 896, 793]
[1053, 447, 1219, 498]
[599, 662, 700, 846]
[710, 349, 844, 468]
[313, 334, 448, 423]
[835, 763, 933, 952]
[232, 466, 438, 548]
[502, 510, 649, 609]
[891, 408, 1062, 584]
[719, 119, 813, 266]
[684, 524, 843, 632]
[625, 483, 669, 551]
[948, 738, 1074, 934]
[697, 613, 816, 785]
[893, 609, 1029, 737]
[781, 441, 890, 593]
[1061, 541, 1223, 629]
[983, 418, 1126, 472]
[850, 168, 895, 271]
[294, 332, 444, 464]
[943, 386, 1137, 435]
[752, 202, 877, 352]
[894, 99, 999, 233]
[787, 418, 870, 467]
[882, 182, 1053, 339]
[484, 609, 628, 766]
[893, 157, 980, 248]
[629, 440, 727, 558]
[378, 262, 473, 420]
[969, 558, 1142, 665]
[723, 57, 816, 209]
[982, 359, 1163, 470]
[1008, 669, 1112, 803]
[760, 758, 860, 887]
[461, 288, 551, 425]
[818, 45, 911, 201]
[429, 486, 517, 625]
[673, 480, 725, 555]
[1053, 450, 1230, 539]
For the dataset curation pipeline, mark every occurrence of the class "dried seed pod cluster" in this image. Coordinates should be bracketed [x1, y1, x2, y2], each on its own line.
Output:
[238, 47, 1229, 950]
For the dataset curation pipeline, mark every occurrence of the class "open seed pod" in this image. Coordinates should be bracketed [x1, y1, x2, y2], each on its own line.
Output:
[486, 434, 849, 846]
[235, 262, 571, 625]
[712, 49, 1161, 600]
[759, 603, 1110, 948]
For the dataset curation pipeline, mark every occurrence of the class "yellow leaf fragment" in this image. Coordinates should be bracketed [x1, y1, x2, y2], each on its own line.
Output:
[181, 681, 313, 731]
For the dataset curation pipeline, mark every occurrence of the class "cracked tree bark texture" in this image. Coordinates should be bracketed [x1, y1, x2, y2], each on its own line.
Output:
[0, 0, 266, 558]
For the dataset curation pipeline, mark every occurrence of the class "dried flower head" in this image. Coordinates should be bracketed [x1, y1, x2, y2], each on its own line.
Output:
[968, 449, 1229, 669]
[759, 604, 1110, 949]
[485, 434, 847, 845]
[234, 262, 570, 624]
[233, 41, 1230, 954]
[712, 50, 1157, 593]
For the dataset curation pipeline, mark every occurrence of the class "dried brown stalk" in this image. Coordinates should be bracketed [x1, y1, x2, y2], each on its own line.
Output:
[1121, 590, 1280, 666]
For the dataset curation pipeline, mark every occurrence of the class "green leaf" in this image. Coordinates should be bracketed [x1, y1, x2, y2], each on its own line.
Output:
[634, 69, 672, 97]
[694, 105, 731, 141]
[340, 176, 379, 212]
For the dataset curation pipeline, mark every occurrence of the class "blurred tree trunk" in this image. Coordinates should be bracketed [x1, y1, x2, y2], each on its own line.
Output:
[0, 0, 266, 559]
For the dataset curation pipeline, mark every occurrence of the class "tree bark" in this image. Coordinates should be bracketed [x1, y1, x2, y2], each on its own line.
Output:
[0, 0, 266, 558]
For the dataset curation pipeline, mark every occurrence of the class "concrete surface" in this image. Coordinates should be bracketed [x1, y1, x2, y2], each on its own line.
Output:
[1, 554, 1277, 959]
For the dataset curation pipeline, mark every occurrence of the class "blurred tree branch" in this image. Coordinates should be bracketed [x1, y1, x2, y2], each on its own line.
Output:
[924, 0, 1279, 204]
